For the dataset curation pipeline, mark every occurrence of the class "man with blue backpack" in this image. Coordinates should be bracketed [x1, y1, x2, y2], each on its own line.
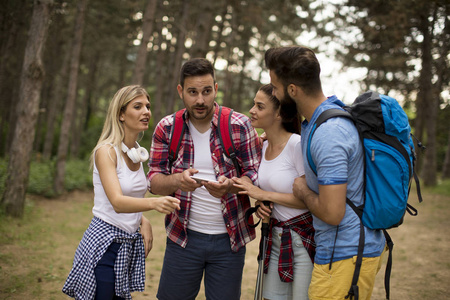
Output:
[265, 46, 387, 300]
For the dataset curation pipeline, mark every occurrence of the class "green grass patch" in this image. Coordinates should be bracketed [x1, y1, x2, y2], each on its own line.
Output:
[424, 178, 450, 197]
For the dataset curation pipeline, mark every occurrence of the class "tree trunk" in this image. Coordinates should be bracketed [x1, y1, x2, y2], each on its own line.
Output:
[212, 1, 228, 66]
[153, 10, 170, 124]
[70, 51, 98, 158]
[0, 0, 29, 157]
[0, 1, 28, 157]
[0, 19, 20, 156]
[131, 0, 157, 86]
[235, 47, 249, 112]
[54, 0, 88, 194]
[166, 0, 189, 112]
[153, 47, 166, 124]
[419, 9, 437, 186]
[442, 127, 450, 179]
[2, 0, 53, 217]
[436, 5, 449, 179]
[190, 0, 214, 58]
[42, 49, 70, 159]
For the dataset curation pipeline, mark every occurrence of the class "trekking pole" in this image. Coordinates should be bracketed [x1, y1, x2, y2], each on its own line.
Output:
[254, 201, 271, 300]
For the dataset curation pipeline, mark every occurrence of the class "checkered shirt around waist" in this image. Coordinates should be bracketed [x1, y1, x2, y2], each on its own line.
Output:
[264, 211, 316, 282]
[62, 217, 145, 299]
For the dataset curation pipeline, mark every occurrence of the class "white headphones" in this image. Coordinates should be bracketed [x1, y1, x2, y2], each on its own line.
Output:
[121, 142, 149, 163]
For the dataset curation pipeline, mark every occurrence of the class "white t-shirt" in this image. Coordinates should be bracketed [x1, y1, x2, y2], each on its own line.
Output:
[187, 122, 227, 234]
[92, 146, 145, 234]
[258, 134, 308, 223]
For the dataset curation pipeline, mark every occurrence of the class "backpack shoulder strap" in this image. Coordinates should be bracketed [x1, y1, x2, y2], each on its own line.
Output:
[168, 109, 186, 172]
[306, 108, 353, 175]
[217, 106, 242, 177]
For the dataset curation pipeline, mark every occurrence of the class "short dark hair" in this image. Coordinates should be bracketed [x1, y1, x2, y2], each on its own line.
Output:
[179, 58, 215, 88]
[265, 46, 322, 95]
[258, 84, 301, 134]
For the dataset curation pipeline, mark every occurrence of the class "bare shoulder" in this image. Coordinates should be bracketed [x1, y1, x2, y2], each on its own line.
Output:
[95, 144, 118, 166]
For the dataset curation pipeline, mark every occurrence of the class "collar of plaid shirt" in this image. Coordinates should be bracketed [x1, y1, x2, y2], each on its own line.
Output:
[263, 211, 316, 283]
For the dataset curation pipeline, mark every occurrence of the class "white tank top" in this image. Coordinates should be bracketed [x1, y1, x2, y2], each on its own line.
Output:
[258, 134, 309, 222]
[187, 122, 227, 234]
[92, 146, 145, 234]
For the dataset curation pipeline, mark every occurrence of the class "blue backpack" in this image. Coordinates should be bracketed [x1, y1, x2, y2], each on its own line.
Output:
[307, 91, 424, 300]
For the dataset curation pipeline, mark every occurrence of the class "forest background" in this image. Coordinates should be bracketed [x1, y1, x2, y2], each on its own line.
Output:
[0, 0, 449, 299]
[0, 0, 449, 228]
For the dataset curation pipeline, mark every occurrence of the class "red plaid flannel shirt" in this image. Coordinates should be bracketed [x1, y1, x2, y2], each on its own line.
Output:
[147, 103, 261, 252]
[263, 211, 316, 282]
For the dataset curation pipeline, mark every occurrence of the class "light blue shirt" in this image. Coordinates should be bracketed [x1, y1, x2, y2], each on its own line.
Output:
[302, 95, 385, 264]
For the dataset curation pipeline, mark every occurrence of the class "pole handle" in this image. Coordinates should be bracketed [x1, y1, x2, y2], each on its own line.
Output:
[262, 201, 271, 224]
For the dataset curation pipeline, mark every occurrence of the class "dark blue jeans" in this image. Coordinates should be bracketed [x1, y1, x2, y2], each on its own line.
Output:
[94, 242, 125, 300]
[157, 229, 246, 300]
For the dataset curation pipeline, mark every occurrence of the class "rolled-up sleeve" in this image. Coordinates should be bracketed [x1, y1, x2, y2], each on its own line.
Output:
[233, 113, 261, 184]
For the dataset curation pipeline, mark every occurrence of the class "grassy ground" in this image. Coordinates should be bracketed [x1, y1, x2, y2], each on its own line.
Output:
[0, 188, 449, 299]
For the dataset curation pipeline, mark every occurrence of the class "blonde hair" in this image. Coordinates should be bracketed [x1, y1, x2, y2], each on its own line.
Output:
[90, 85, 150, 169]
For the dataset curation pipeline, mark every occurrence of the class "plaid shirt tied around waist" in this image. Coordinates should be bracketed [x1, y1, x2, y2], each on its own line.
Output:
[264, 211, 316, 282]
[62, 217, 145, 299]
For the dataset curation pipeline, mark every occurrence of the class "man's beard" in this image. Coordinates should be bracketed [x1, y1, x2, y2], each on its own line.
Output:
[281, 85, 302, 117]
[189, 104, 213, 120]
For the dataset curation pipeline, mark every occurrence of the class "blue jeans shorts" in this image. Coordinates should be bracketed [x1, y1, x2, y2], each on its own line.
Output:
[157, 229, 246, 300]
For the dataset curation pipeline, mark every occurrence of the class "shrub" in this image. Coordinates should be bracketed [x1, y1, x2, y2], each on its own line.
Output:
[0, 158, 93, 198]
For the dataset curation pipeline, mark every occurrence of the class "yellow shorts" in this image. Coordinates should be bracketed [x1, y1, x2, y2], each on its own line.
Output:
[308, 246, 387, 300]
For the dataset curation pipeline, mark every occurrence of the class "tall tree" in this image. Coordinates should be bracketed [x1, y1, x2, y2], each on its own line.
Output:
[418, 2, 438, 186]
[40, 2, 72, 159]
[0, 0, 32, 156]
[131, 0, 157, 85]
[54, 0, 88, 194]
[166, 0, 190, 113]
[442, 127, 450, 179]
[42, 49, 70, 159]
[190, 0, 215, 58]
[2, 0, 53, 217]
[328, 0, 448, 185]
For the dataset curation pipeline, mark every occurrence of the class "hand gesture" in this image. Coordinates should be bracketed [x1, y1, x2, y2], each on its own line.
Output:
[179, 168, 202, 192]
[140, 217, 153, 258]
[232, 177, 265, 201]
[255, 200, 272, 220]
[151, 196, 181, 214]
[202, 175, 232, 198]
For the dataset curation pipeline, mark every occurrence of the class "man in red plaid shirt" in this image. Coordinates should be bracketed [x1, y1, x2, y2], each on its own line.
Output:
[147, 58, 261, 300]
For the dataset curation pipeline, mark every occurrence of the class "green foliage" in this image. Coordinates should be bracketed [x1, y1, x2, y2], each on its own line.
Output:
[0, 159, 6, 197]
[77, 115, 104, 159]
[0, 158, 93, 198]
[27, 160, 55, 197]
[64, 160, 93, 192]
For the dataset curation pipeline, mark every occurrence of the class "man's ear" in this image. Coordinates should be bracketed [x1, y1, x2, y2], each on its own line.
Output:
[287, 84, 297, 97]
[177, 84, 183, 98]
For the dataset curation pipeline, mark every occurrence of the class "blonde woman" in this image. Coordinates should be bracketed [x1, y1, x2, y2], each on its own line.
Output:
[63, 85, 180, 300]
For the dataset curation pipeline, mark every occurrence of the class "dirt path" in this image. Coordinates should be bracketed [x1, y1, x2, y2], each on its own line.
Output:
[1, 190, 449, 299]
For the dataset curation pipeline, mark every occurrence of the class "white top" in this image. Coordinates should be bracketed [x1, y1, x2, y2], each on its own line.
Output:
[187, 122, 227, 234]
[258, 134, 308, 223]
[92, 146, 145, 234]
